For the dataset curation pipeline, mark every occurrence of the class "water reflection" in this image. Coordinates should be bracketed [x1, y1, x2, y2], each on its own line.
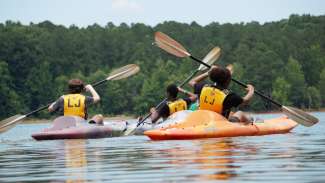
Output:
[0, 112, 324, 182]
[153, 139, 255, 181]
[191, 140, 239, 181]
[62, 140, 87, 183]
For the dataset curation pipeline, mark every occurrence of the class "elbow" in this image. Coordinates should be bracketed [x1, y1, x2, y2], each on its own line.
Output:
[93, 96, 101, 103]
[150, 112, 159, 123]
[189, 80, 196, 87]
[190, 95, 197, 102]
[48, 103, 54, 112]
[242, 96, 253, 105]
[241, 99, 249, 106]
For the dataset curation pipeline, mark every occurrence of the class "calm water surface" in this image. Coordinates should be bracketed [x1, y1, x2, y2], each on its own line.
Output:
[0, 112, 325, 183]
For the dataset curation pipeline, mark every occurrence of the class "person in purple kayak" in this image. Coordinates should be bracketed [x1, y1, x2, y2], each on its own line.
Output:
[48, 78, 103, 125]
[189, 65, 255, 124]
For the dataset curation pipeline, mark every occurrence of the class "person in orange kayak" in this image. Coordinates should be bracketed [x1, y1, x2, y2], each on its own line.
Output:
[189, 65, 254, 123]
[189, 64, 234, 111]
[48, 78, 104, 125]
[150, 84, 197, 123]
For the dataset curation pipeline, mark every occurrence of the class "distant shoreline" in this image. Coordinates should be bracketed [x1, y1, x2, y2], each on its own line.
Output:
[21, 114, 136, 124]
[19, 109, 324, 124]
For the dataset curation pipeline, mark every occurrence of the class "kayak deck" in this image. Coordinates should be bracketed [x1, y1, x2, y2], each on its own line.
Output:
[144, 110, 298, 140]
[31, 116, 127, 140]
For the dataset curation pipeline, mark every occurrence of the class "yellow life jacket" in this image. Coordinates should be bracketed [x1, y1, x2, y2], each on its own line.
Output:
[63, 94, 86, 119]
[199, 86, 227, 114]
[167, 99, 187, 115]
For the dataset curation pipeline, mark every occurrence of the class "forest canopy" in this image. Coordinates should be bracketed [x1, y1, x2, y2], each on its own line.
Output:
[0, 14, 324, 119]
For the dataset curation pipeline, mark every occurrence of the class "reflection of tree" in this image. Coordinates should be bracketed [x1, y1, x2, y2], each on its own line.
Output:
[64, 140, 87, 183]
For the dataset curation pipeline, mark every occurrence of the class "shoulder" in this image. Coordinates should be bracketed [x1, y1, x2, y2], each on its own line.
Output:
[85, 96, 94, 103]
[226, 92, 242, 100]
[224, 92, 243, 107]
[194, 82, 207, 94]
[158, 102, 170, 117]
[182, 97, 192, 105]
[55, 96, 64, 104]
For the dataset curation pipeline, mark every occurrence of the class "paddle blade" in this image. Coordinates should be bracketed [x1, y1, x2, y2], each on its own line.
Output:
[107, 64, 140, 81]
[0, 114, 26, 133]
[282, 106, 319, 127]
[154, 32, 190, 58]
[198, 47, 221, 71]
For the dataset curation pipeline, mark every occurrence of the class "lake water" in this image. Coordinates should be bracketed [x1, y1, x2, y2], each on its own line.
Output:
[0, 112, 324, 183]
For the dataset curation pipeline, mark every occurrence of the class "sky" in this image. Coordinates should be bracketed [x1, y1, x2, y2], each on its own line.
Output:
[0, 0, 324, 27]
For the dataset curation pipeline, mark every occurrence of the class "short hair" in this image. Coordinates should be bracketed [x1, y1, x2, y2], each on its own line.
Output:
[68, 79, 84, 94]
[166, 84, 178, 98]
[209, 67, 231, 88]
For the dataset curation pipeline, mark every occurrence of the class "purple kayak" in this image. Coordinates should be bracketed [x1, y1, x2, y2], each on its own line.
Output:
[32, 111, 193, 140]
[31, 116, 127, 140]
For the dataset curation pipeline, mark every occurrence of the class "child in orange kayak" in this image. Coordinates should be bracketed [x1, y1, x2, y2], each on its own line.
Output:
[150, 84, 197, 123]
[189, 65, 255, 123]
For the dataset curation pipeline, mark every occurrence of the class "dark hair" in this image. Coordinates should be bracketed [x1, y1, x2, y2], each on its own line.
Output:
[68, 79, 84, 94]
[166, 84, 178, 98]
[209, 67, 231, 88]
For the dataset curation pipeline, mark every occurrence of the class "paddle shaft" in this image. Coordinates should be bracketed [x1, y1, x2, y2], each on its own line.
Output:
[25, 77, 112, 118]
[189, 55, 283, 108]
[136, 69, 200, 127]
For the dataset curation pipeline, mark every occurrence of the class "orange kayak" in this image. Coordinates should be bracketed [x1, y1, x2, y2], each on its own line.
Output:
[144, 110, 298, 140]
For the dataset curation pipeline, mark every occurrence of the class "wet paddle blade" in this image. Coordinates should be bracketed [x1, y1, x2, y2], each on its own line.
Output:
[154, 32, 190, 58]
[0, 114, 26, 133]
[282, 106, 319, 127]
[107, 64, 140, 81]
[198, 47, 221, 71]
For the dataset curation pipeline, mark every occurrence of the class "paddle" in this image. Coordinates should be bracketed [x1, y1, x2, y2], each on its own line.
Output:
[154, 31, 319, 127]
[124, 47, 221, 136]
[0, 64, 140, 133]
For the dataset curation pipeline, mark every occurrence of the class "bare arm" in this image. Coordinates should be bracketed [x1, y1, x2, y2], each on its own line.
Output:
[189, 72, 209, 88]
[178, 87, 197, 102]
[48, 96, 63, 112]
[189, 65, 220, 87]
[85, 84, 100, 103]
[150, 107, 160, 123]
[48, 102, 56, 112]
[241, 84, 254, 105]
[226, 64, 233, 75]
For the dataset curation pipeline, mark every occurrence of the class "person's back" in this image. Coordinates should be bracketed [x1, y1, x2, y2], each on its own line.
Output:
[199, 86, 226, 113]
[150, 84, 197, 123]
[189, 66, 254, 123]
[63, 93, 86, 118]
[49, 78, 103, 124]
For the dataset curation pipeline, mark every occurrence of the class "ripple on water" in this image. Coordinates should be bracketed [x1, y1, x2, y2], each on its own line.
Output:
[0, 113, 325, 182]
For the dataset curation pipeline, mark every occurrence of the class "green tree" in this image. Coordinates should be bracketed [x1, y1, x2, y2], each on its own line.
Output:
[0, 15, 324, 117]
[319, 68, 325, 106]
[26, 61, 54, 117]
[0, 61, 21, 118]
[305, 86, 321, 109]
[272, 77, 292, 106]
[284, 57, 306, 107]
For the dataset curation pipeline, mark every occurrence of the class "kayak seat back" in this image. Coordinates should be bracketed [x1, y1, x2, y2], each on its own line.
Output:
[46, 116, 85, 131]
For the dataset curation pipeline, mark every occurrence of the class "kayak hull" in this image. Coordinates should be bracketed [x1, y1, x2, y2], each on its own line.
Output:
[32, 111, 192, 140]
[144, 110, 298, 140]
[31, 116, 127, 140]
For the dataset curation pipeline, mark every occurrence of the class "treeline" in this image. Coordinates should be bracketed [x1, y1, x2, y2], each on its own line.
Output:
[0, 14, 324, 119]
